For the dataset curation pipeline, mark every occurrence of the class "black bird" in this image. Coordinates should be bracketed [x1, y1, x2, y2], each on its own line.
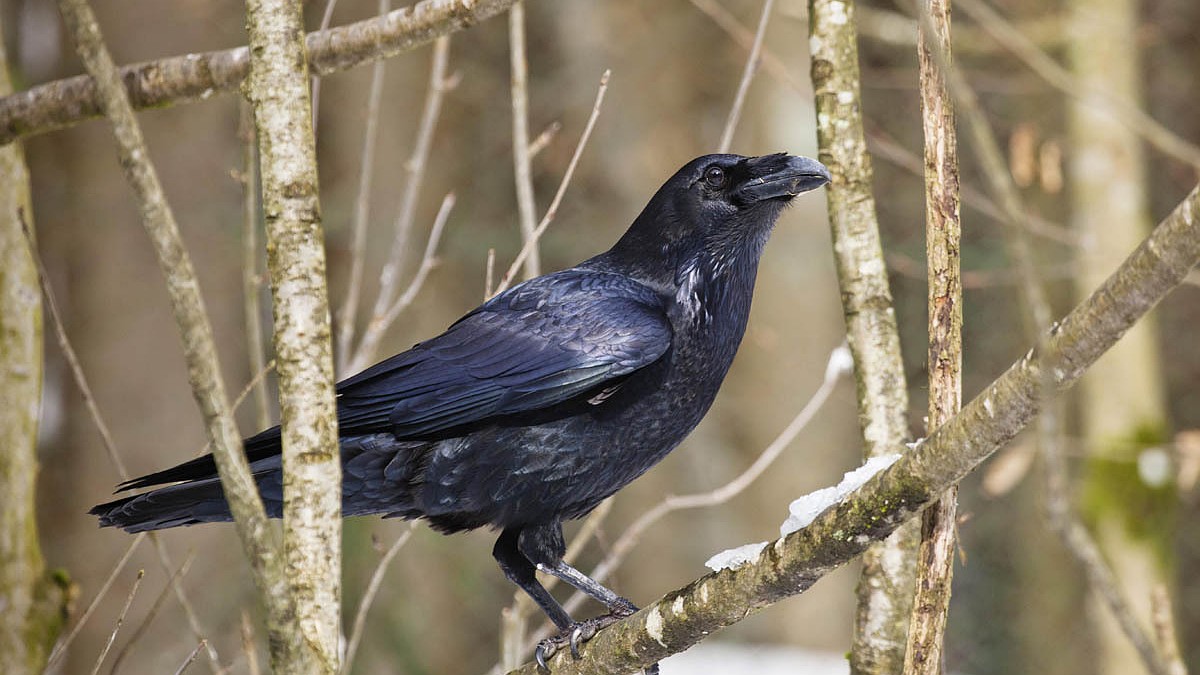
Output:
[92, 152, 830, 667]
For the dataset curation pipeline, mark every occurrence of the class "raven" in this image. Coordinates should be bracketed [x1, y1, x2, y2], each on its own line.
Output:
[92, 152, 830, 667]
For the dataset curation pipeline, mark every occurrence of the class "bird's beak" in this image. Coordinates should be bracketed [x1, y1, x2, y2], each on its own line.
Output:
[740, 155, 831, 202]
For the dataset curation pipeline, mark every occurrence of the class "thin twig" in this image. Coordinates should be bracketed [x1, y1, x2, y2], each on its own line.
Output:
[46, 534, 145, 670]
[25, 214, 221, 669]
[525, 344, 849, 647]
[865, 127, 1077, 245]
[528, 121, 562, 159]
[22, 215, 126, 479]
[342, 523, 418, 674]
[485, 248, 497, 300]
[108, 550, 197, 674]
[508, 0, 540, 280]
[349, 36, 454, 372]
[717, 0, 773, 153]
[173, 641, 209, 675]
[237, 100, 271, 430]
[336, 0, 391, 374]
[309, 0, 342, 129]
[687, 0, 811, 96]
[955, 0, 1200, 170]
[493, 70, 610, 298]
[347, 192, 455, 373]
[89, 569, 144, 675]
[1150, 585, 1189, 675]
[380, 193, 455, 329]
[241, 611, 261, 675]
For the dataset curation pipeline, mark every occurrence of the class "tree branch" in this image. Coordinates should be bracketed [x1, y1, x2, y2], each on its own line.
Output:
[506, 179, 1200, 675]
[244, 0, 341, 669]
[808, 1, 917, 671]
[905, 0, 961, 671]
[0, 0, 517, 146]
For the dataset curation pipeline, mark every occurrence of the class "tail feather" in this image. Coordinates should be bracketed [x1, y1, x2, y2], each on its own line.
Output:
[90, 478, 238, 532]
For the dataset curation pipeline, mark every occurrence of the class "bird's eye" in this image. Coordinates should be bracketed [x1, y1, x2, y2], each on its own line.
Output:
[703, 166, 727, 189]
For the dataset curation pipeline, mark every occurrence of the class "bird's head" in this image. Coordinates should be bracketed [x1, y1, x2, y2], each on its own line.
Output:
[606, 153, 830, 284]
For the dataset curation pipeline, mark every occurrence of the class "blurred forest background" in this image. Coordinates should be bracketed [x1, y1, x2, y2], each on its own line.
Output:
[4, 0, 1199, 673]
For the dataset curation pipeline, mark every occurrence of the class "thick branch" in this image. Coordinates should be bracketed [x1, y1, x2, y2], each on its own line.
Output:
[508, 181, 1200, 675]
[244, 0, 341, 670]
[0, 0, 516, 145]
[905, 0, 961, 672]
[808, 1, 916, 671]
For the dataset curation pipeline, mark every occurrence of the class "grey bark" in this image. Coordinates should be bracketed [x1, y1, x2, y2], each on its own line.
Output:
[0, 28, 69, 675]
[808, 1, 918, 672]
[244, 0, 342, 671]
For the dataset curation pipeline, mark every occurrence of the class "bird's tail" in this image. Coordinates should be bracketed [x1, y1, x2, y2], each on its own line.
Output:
[90, 478, 245, 532]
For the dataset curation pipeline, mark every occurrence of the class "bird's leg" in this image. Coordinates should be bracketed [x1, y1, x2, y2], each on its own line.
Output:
[516, 523, 657, 673]
[493, 527, 574, 631]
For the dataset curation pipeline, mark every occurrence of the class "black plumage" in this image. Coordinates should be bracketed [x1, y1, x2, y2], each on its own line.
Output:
[91, 152, 830, 663]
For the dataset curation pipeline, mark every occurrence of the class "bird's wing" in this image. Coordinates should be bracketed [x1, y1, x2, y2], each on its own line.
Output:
[335, 270, 672, 438]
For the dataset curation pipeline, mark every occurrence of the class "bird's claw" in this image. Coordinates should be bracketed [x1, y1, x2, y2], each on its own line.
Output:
[533, 607, 636, 672]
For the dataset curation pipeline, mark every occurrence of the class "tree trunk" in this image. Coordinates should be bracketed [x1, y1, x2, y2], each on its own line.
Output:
[1067, 1, 1171, 674]
[0, 25, 69, 674]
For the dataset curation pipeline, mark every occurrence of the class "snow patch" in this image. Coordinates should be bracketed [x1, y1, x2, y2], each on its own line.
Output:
[705, 541, 768, 572]
[781, 454, 902, 535]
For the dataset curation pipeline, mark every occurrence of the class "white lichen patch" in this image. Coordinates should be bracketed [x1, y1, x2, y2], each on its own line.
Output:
[672, 596, 685, 615]
[646, 605, 668, 648]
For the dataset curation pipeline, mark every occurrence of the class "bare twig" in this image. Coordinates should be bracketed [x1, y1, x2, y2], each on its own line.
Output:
[687, 0, 811, 96]
[528, 121, 562, 159]
[485, 248, 497, 300]
[904, 0, 961, 670]
[349, 36, 455, 372]
[173, 641, 209, 675]
[525, 345, 849, 648]
[347, 192, 456, 373]
[309, 0, 343, 129]
[955, 0, 1200, 170]
[46, 534, 145, 670]
[89, 569, 144, 675]
[717, 0, 773, 153]
[1150, 585, 1189, 675]
[865, 128, 1077, 245]
[241, 611, 261, 675]
[336, 0, 391, 375]
[0, 0, 516, 145]
[26, 212, 221, 669]
[342, 523, 418, 674]
[108, 550, 197, 674]
[493, 70, 610, 298]
[380, 194, 455, 331]
[509, 0, 541, 279]
[237, 101, 271, 431]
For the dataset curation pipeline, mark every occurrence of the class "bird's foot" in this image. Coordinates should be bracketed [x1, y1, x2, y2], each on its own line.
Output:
[534, 600, 642, 671]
